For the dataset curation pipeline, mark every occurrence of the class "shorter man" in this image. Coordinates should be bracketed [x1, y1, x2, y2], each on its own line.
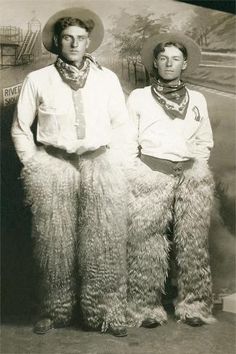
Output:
[127, 33, 215, 328]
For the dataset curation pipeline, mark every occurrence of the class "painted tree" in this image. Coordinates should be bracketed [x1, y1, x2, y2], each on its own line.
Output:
[111, 12, 173, 58]
[184, 7, 232, 47]
[109, 11, 174, 84]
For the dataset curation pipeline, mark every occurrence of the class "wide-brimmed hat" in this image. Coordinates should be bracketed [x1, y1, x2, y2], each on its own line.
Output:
[141, 32, 201, 75]
[42, 7, 104, 54]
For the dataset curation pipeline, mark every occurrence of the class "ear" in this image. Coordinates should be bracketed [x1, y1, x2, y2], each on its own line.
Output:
[182, 60, 187, 71]
[53, 35, 58, 48]
[153, 58, 158, 69]
[86, 37, 91, 49]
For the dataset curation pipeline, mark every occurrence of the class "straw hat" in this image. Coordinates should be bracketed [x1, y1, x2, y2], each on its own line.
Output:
[141, 32, 201, 75]
[42, 7, 104, 54]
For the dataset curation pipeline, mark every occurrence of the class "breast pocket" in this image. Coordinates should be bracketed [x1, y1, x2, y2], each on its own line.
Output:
[38, 105, 60, 135]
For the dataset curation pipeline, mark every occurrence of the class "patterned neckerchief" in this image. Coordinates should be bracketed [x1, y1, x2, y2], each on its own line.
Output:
[55, 54, 102, 91]
[151, 78, 189, 120]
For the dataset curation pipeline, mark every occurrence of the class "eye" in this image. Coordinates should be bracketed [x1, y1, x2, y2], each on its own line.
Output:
[78, 36, 88, 41]
[62, 35, 71, 41]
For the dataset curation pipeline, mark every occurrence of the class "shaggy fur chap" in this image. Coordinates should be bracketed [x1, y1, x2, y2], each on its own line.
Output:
[127, 159, 215, 326]
[21, 148, 128, 330]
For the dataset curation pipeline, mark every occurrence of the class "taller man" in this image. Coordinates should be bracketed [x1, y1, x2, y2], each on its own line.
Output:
[12, 8, 130, 337]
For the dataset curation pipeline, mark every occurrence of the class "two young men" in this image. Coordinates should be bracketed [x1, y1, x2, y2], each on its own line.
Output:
[12, 7, 215, 336]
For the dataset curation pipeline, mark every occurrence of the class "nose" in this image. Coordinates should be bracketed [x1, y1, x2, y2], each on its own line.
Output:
[71, 38, 79, 47]
[166, 58, 173, 67]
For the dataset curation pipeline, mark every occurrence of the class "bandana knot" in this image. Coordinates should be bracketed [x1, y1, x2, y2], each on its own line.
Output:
[55, 54, 102, 90]
[151, 79, 189, 119]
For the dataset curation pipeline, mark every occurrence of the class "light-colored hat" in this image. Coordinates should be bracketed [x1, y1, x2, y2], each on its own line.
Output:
[42, 7, 104, 54]
[141, 32, 201, 75]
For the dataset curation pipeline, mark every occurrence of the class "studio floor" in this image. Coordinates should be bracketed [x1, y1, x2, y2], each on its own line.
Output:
[1, 309, 235, 354]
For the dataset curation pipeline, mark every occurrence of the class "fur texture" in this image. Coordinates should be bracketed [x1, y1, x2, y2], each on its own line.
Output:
[21, 149, 128, 329]
[174, 161, 215, 323]
[21, 151, 79, 325]
[127, 159, 215, 326]
[78, 151, 128, 329]
[127, 160, 174, 326]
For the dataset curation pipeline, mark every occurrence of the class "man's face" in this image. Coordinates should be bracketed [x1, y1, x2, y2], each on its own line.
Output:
[56, 26, 90, 66]
[154, 45, 187, 83]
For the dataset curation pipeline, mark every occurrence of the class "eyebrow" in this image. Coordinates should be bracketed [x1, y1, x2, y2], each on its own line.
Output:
[61, 34, 88, 38]
[159, 54, 182, 58]
[62, 34, 88, 37]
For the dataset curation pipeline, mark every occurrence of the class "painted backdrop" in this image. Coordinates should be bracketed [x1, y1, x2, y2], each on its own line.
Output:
[1, 0, 235, 319]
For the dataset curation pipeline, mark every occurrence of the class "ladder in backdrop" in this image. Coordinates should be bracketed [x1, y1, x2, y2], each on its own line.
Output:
[16, 29, 40, 64]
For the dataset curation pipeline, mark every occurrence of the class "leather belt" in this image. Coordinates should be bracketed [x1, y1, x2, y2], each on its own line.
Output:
[140, 154, 194, 177]
[45, 145, 107, 160]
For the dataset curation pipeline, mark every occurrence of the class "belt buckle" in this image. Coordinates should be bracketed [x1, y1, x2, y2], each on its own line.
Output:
[173, 162, 183, 177]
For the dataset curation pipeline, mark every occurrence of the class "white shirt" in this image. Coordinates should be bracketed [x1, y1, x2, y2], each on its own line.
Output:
[12, 63, 132, 164]
[127, 86, 214, 162]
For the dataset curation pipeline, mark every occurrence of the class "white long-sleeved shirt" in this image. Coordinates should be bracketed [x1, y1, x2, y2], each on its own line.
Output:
[12, 62, 134, 164]
[127, 86, 214, 162]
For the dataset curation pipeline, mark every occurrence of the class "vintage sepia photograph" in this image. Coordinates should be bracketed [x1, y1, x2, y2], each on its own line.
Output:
[1, 0, 235, 353]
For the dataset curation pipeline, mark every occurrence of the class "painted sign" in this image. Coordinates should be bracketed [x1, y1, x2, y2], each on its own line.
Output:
[2, 83, 22, 106]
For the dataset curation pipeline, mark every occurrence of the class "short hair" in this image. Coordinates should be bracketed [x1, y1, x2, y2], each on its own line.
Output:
[153, 41, 188, 61]
[54, 17, 95, 37]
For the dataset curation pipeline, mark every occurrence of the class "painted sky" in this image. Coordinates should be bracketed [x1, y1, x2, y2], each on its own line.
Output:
[1, 0, 197, 30]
